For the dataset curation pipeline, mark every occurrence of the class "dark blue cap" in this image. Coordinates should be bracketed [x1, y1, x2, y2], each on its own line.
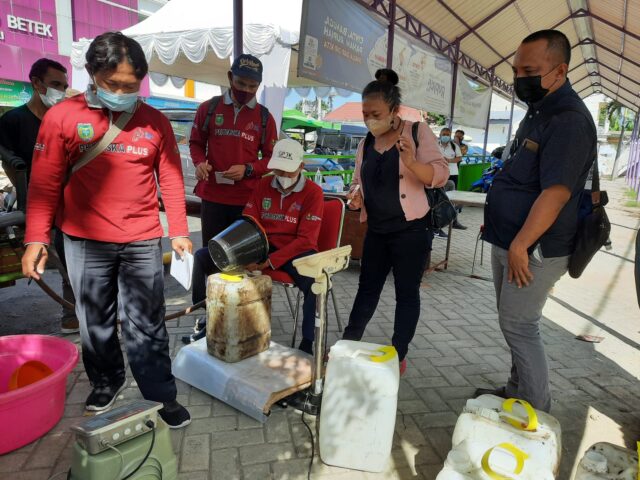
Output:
[230, 54, 263, 83]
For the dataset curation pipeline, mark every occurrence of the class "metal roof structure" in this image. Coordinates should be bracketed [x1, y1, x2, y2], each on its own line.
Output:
[356, 0, 640, 112]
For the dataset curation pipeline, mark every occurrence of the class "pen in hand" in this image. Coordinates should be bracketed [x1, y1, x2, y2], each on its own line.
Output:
[27, 247, 44, 286]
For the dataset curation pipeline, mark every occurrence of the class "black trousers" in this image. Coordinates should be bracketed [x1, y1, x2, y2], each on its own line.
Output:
[53, 227, 76, 320]
[200, 199, 244, 246]
[343, 228, 432, 361]
[192, 247, 318, 342]
[64, 235, 176, 402]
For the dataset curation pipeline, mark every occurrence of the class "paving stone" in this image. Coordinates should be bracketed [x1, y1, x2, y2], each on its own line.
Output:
[239, 442, 296, 465]
[181, 434, 210, 472]
[242, 463, 272, 479]
[186, 415, 237, 435]
[208, 448, 240, 480]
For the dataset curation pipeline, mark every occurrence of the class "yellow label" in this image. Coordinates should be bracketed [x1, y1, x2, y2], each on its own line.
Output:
[370, 345, 397, 363]
[219, 273, 243, 282]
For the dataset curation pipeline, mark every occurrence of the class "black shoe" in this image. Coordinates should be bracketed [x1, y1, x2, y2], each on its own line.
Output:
[474, 386, 507, 399]
[434, 229, 448, 239]
[159, 401, 191, 429]
[85, 381, 126, 412]
[298, 338, 313, 356]
[452, 220, 467, 230]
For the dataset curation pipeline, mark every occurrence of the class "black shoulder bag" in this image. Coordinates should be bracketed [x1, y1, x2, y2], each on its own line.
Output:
[568, 159, 611, 278]
[411, 122, 457, 229]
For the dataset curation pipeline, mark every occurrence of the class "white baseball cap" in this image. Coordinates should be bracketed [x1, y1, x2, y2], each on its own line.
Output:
[268, 139, 305, 172]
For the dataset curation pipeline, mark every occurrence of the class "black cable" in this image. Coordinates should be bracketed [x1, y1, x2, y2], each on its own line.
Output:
[122, 421, 156, 480]
[301, 409, 314, 480]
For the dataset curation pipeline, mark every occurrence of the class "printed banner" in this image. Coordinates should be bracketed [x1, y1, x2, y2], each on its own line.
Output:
[453, 73, 492, 129]
[298, 0, 453, 114]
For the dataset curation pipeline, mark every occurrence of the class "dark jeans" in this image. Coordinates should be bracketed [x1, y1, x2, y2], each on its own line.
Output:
[343, 228, 432, 360]
[446, 175, 462, 214]
[200, 199, 244, 246]
[64, 235, 176, 402]
[192, 247, 318, 342]
[53, 227, 76, 320]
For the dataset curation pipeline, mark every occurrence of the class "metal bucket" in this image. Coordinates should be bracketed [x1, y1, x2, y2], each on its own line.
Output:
[208, 215, 269, 271]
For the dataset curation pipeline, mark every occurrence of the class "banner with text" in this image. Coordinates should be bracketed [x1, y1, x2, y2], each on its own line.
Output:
[453, 73, 492, 129]
[298, 0, 453, 115]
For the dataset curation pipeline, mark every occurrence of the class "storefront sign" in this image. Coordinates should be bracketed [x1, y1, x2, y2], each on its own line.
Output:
[0, 78, 33, 107]
[6, 15, 53, 38]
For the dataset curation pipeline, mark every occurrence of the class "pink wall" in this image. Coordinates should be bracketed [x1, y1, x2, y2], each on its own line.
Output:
[0, 0, 141, 84]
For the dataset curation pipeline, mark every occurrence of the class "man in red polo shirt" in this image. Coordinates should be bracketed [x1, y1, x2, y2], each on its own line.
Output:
[189, 54, 278, 246]
[190, 139, 324, 354]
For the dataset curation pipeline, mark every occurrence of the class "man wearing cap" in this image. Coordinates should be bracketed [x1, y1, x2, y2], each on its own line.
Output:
[189, 54, 279, 246]
[190, 139, 324, 354]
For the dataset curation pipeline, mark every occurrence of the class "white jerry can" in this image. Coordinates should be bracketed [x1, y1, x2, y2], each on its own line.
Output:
[436, 395, 562, 479]
[319, 340, 400, 473]
[573, 442, 638, 480]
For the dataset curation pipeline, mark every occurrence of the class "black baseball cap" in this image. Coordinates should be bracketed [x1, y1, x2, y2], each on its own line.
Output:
[230, 54, 263, 83]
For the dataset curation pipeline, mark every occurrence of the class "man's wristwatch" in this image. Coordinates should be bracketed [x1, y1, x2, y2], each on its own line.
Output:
[244, 163, 254, 177]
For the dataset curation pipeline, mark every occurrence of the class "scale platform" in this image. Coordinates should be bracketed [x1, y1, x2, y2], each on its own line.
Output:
[172, 339, 313, 422]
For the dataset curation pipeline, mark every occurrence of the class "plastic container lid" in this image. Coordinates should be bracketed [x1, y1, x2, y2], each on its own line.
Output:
[8, 360, 54, 391]
[582, 450, 608, 473]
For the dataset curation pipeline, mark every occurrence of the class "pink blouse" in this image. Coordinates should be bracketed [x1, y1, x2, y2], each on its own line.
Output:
[352, 120, 449, 223]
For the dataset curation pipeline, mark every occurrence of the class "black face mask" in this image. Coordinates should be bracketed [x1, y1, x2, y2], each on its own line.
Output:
[513, 66, 559, 104]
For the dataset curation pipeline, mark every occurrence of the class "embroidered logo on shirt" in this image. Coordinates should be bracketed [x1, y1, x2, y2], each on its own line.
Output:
[215, 113, 224, 126]
[246, 121, 260, 133]
[289, 202, 302, 211]
[132, 127, 154, 142]
[305, 214, 321, 221]
[262, 198, 272, 210]
[34, 143, 45, 152]
[77, 123, 95, 142]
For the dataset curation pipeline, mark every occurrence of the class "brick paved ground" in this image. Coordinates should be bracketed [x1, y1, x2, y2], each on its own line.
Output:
[1, 179, 639, 480]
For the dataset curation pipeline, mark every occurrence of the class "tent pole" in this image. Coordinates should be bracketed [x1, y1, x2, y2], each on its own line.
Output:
[482, 72, 494, 156]
[506, 90, 515, 143]
[234, 0, 243, 57]
[448, 42, 460, 129]
[386, 0, 397, 68]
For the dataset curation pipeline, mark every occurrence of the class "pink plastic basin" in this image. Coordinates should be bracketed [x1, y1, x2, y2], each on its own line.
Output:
[0, 335, 79, 454]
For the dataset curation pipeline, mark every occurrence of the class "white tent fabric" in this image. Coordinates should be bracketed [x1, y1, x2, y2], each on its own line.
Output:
[70, 0, 303, 88]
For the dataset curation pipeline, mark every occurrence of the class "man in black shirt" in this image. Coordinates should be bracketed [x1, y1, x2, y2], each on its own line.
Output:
[476, 30, 596, 412]
[0, 58, 77, 333]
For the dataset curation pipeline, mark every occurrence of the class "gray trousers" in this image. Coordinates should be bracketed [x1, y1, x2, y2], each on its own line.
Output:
[491, 245, 569, 412]
[64, 235, 176, 402]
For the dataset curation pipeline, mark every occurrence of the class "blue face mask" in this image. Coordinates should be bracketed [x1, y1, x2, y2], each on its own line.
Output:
[95, 86, 139, 112]
[440, 135, 451, 143]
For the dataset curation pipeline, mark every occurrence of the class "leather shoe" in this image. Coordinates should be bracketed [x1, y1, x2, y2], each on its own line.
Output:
[474, 386, 507, 399]
[452, 220, 467, 230]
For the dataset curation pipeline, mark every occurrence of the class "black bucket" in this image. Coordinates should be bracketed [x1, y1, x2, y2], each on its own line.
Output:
[208, 215, 269, 271]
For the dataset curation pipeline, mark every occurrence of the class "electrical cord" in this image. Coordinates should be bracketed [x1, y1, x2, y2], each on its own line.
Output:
[301, 409, 314, 480]
[106, 443, 125, 480]
[122, 420, 156, 480]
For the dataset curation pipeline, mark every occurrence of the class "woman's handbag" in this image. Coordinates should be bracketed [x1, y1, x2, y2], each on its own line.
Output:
[411, 122, 457, 230]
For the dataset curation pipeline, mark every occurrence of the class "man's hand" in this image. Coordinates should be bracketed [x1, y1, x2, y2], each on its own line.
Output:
[396, 136, 417, 170]
[22, 244, 48, 281]
[346, 184, 362, 210]
[507, 240, 533, 288]
[195, 162, 212, 181]
[223, 165, 247, 181]
[171, 237, 193, 258]
[245, 260, 269, 271]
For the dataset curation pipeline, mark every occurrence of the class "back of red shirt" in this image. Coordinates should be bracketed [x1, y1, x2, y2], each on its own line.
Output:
[25, 96, 188, 245]
[189, 97, 278, 206]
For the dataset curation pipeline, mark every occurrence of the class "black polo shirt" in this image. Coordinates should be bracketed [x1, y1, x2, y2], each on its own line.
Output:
[0, 105, 41, 179]
[483, 80, 596, 257]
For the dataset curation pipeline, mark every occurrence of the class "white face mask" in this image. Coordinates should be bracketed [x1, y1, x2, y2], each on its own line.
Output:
[277, 175, 297, 190]
[365, 115, 394, 137]
[39, 87, 65, 108]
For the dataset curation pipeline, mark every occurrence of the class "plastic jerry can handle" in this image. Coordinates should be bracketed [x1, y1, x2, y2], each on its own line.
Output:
[346, 345, 397, 362]
[481, 443, 529, 480]
[500, 398, 539, 432]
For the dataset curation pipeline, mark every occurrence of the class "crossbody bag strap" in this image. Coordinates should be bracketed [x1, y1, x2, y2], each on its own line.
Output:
[71, 108, 135, 175]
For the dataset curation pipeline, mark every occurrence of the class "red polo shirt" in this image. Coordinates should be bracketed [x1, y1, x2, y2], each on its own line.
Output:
[243, 176, 323, 269]
[189, 93, 278, 206]
[25, 94, 189, 245]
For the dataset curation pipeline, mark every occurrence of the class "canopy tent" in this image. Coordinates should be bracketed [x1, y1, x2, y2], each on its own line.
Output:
[281, 109, 339, 132]
[70, 0, 318, 88]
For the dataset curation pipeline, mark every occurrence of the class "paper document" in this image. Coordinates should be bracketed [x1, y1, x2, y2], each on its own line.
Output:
[215, 171, 235, 185]
[170, 251, 194, 290]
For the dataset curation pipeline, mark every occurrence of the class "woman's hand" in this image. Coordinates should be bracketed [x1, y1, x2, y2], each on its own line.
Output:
[172, 237, 193, 258]
[346, 184, 362, 210]
[396, 136, 417, 170]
